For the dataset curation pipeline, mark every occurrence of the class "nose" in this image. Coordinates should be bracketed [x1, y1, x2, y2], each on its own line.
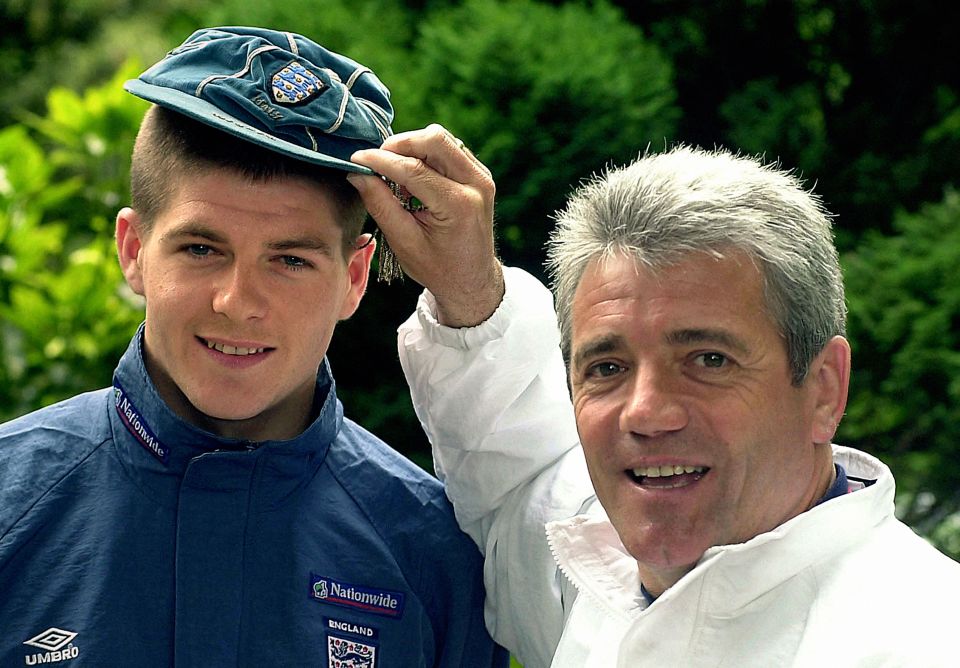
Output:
[620, 364, 688, 438]
[212, 263, 268, 321]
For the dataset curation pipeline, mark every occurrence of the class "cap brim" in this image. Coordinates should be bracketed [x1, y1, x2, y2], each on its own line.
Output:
[125, 79, 375, 176]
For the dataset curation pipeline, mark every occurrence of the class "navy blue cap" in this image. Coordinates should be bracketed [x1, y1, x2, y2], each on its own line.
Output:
[124, 26, 393, 175]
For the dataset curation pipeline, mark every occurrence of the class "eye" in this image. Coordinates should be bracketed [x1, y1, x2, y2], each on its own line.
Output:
[586, 361, 624, 378]
[180, 243, 220, 261]
[279, 255, 314, 271]
[186, 244, 214, 257]
[694, 352, 728, 369]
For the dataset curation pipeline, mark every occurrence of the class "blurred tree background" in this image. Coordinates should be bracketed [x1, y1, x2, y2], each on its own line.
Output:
[1, 0, 958, 563]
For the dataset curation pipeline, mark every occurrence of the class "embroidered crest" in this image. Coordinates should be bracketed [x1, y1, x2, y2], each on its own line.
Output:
[327, 634, 377, 668]
[271, 61, 325, 104]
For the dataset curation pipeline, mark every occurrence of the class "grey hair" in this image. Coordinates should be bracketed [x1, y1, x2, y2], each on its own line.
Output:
[546, 145, 846, 385]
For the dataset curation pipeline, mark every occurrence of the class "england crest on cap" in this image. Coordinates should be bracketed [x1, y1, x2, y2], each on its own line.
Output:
[272, 61, 326, 105]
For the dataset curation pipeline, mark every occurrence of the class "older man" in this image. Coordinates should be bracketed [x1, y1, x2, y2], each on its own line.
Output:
[350, 137, 960, 667]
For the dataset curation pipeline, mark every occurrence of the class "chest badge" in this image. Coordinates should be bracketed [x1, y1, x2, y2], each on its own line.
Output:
[328, 635, 376, 668]
[310, 573, 405, 619]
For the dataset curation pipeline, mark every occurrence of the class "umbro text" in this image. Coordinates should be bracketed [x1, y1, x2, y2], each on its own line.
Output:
[24, 645, 79, 665]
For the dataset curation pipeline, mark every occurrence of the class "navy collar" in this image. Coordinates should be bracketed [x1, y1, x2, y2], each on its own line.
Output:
[815, 463, 849, 506]
[109, 326, 342, 503]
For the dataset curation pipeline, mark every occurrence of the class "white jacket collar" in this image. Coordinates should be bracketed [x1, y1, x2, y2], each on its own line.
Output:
[545, 445, 895, 620]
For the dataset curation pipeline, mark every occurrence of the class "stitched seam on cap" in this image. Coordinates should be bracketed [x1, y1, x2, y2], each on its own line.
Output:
[344, 66, 370, 91]
[322, 65, 369, 135]
[195, 45, 282, 96]
[285, 32, 299, 55]
[358, 100, 391, 140]
[358, 99, 390, 125]
[359, 96, 391, 125]
[324, 90, 350, 134]
[304, 126, 319, 151]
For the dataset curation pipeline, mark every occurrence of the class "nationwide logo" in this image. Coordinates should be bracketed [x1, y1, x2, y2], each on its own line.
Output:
[23, 628, 80, 665]
[310, 574, 405, 619]
[113, 381, 169, 464]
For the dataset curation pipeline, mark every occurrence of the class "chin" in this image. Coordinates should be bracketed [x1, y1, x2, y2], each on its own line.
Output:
[186, 392, 269, 423]
[200, 403, 266, 423]
[619, 526, 710, 571]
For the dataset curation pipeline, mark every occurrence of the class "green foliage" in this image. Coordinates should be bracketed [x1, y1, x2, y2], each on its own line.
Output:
[401, 0, 679, 270]
[194, 0, 415, 70]
[719, 79, 827, 175]
[0, 64, 147, 421]
[841, 189, 960, 556]
[0, 0, 199, 126]
[626, 0, 960, 248]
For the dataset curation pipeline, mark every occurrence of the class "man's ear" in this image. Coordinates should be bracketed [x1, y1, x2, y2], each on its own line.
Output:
[337, 234, 377, 321]
[809, 335, 852, 445]
[116, 207, 146, 296]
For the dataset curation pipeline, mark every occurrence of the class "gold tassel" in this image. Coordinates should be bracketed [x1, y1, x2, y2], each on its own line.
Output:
[375, 177, 427, 283]
[375, 229, 405, 283]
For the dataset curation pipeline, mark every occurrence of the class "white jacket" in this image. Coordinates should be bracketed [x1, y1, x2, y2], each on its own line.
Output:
[399, 267, 960, 668]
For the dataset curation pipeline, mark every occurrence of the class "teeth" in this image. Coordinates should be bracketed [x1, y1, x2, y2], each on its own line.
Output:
[206, 340, 266, 356]
[631, 465, 706, 478]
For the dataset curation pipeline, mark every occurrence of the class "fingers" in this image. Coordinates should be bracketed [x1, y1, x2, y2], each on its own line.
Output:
[381, 123, 491, 185]
[347, 123, 494, 249]
[352, 124, 491, 201]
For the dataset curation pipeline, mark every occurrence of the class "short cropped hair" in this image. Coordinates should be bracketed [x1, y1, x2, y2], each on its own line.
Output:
[546, 145, 846, 385]
[130, 106, 367, 254]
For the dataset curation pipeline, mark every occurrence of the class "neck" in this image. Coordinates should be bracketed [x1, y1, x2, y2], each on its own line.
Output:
[189, 398, 315, 442]
[808, 446, 838, 509]
[637, 564, 692, 599]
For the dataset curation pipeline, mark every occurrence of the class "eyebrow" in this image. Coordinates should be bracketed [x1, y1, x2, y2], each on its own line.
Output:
[571, 334, 625, 372]
[161, 222, 335, 256]
[267, 236, 336, 256]
[665, 328, 750, 355]
[161, 222, 226, 244]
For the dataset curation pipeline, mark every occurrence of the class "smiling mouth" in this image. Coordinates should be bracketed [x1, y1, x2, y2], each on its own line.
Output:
[199, 337, 272, 356]
[628, 465, 709, 488]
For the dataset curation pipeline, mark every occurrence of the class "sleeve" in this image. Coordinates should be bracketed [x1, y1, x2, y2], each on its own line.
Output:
[429, 525, 511, 668]
[398, 266, 596, 668]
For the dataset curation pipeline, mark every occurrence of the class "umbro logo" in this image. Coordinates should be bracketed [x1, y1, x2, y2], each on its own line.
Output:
[23, 628, 80, 665]
[24, 628, 76, 651]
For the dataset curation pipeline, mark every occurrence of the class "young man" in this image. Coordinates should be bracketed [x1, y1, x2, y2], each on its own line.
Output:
[0, 27, 502, 667]
[350, 132, 960, 667]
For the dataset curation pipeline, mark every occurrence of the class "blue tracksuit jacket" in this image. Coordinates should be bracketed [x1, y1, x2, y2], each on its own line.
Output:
[0, 332, 504, 667]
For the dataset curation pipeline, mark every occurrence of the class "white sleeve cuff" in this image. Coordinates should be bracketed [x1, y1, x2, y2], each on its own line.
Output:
[403, 265, 553, 351]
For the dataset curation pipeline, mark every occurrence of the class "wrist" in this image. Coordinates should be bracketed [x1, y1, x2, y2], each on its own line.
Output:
[434, 261, 505, 328]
